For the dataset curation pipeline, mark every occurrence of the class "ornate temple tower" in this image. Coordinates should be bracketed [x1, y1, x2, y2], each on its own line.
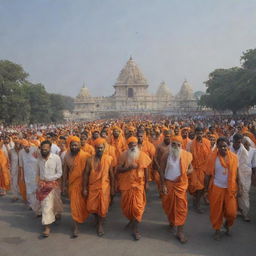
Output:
[113, 57, 149, 98]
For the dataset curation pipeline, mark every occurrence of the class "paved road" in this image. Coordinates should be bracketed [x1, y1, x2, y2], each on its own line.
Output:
[0, 185, 256, 256]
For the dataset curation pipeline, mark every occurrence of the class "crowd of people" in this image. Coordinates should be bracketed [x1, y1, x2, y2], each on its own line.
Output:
[0, 117, 256, 243]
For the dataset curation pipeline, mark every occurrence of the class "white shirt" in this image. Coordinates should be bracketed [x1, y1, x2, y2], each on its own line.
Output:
[165, 154, 181, 181]
[50, 143, 61, 155]
[214, 157, 228, 188]
[36, 153, 62, 181]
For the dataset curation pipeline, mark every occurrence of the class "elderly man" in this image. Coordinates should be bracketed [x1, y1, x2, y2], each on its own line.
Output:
[230, 133, 251, 221]
[63, 136, 90, 237]
[36, 140, 63, 237]
[84, 138, 115, 237]
[205, 137, 238, 240]
[117, 136, 151, 240]
[159, 136, 193, 243]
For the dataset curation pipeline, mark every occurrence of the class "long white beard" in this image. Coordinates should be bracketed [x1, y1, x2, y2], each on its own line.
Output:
[169, 146, 181, 161]
[126, 146, 140, 166]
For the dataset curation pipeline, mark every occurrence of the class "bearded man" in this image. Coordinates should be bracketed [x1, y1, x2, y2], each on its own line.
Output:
[36, 140, 63, 237]
[83, 138, 115, 236]
[63, 136, 90, 237]
[159, 136, 192, 243]
[117, 136, 151, 240]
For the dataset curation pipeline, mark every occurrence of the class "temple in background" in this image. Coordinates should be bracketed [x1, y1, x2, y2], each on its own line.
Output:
[69, 57, 200, 120]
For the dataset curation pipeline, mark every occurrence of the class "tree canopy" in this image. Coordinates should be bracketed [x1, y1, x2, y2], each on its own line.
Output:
[0, 60, 74, 125]
[199, 48, 256, 114]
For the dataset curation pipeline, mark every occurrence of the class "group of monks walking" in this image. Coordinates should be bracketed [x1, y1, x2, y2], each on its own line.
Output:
[0, 118, 256, 243]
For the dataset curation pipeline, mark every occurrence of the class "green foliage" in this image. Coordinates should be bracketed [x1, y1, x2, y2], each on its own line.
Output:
[200, 49, 256, 114]
[0, 60, 74, 125]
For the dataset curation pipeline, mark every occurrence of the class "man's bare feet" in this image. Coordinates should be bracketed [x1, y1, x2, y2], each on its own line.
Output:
[213, 230, 221, 241]
[132, 231, 141, 241]
[42, 226, 50, 237]
[97, 224, 104, 237]
[176, 232, 188, 244]
[224, 221, 231, 236]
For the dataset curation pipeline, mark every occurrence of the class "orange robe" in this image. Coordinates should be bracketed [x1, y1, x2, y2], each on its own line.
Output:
[161, 150, 192, 226]
[69, 151, 90, 223]
[182, 137, 191, 150]
[139, 141, 156, 182]
[104, 143, 117, 168]
[87, 154, 113, 217]
[109, 135, 127, 160]
[206, 150, 238, 230]
[118, 151, 151, 222]
[188, 138, 211, 194]
[81, 143, 95, 156]
[0, 149, 10, 191]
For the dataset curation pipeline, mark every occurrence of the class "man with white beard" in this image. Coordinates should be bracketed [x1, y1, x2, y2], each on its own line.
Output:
[230, 134, 251, 221]
[117, 136, 151, 240]
[19, 139, 40, 214]
[159, 136, 192, 243]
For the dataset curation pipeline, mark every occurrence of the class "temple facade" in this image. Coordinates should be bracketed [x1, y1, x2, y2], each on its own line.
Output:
[71, 57, 199, 120]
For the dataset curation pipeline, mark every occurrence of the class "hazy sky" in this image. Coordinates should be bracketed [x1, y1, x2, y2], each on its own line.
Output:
[1, 0, 256, 97]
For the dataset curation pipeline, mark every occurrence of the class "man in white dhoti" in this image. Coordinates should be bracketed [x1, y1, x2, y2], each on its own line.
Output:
[9, 140, 22, 202]
[19, 140, 40, 212]
[36, 140, 63, 237]
[230, 134, 251, 221]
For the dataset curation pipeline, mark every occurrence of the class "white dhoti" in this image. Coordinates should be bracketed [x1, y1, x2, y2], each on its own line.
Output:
[238, 173, 251, 216]
[41, 188, 63, 225]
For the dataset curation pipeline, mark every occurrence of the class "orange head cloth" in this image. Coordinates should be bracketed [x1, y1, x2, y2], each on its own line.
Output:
[127, 136, 138, 145]
[209, 134, 218, 139]
[68, 136, 81, 145]
[171, 136, 183, 144]
[127, 126, 136, 132]
[94, 138, 106, 147]
[21, 139, 30, 147]
[112, 126, 121, 132]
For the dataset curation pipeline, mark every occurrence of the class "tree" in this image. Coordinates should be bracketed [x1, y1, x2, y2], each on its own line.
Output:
[200, 49, 256, 115]
[0, 60, 74, 125]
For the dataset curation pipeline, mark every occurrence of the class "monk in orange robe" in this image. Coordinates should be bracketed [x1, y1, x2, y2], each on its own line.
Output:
[187, 127, 211, 213]
[137, 131, 156, 182]
[80, 131, 95, 156]
[181, 128, 191, 150]
[117, 136, 151, 240]
[84, 138, 115, 236]
[0, 141, 10, 196]
[159, 136, 192, 243]
[204, 137, 238, 240]
[109, 126, 127, 159]
[63, 136, 90, 237]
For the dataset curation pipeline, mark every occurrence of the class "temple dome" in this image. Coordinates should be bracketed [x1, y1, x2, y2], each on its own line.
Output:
[114, 57, 148, 87]
[77, 85, 90, 98]
[176, 80, 195, 100]
[156, 81, 172, 97]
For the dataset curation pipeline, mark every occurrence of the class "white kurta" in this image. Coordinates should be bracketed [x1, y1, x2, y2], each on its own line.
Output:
[231, 144, 251, 216]
[36, 153, 63, 225]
